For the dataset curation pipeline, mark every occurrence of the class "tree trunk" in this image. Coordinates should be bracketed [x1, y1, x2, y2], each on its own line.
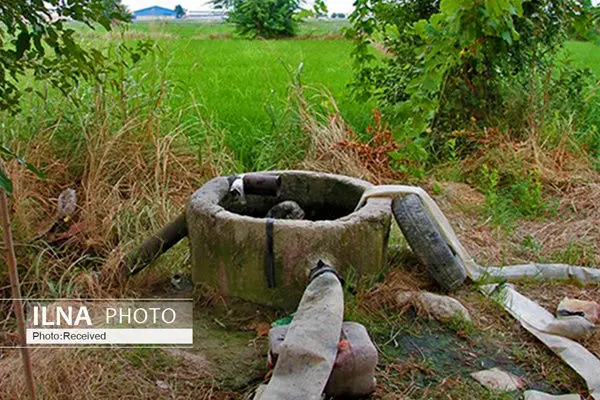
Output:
[0, 191, 36, 399]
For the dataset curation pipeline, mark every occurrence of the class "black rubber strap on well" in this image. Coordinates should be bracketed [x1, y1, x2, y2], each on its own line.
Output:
[309, 259, 344, 285]
[265, 218, 275, 288]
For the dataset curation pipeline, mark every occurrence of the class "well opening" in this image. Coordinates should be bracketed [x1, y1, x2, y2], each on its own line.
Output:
[219, 173, 365, 221]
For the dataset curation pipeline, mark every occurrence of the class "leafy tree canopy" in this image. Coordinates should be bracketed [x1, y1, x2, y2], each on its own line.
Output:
[346, 0, 599, 174]
[213, 0, 327, 38]
[0, 0, 149, 193]
[0, 0, 132, 113]
[175, 4, 186, 18]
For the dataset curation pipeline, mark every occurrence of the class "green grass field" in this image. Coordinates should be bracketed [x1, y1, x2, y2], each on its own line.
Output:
[112, 20, 374, 168]
[129, 19, 349, 38]
[563, 40, 600, 76]
[14, 21, 600, 170]
[117, 22, 598, 168]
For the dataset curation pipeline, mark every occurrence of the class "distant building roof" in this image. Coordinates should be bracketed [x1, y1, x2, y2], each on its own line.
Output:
[185, 10, 227, 18]
[187, 10, 227, 15]
[133, 6, 176, 17]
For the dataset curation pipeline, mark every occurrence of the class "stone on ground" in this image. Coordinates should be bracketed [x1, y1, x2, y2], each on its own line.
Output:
[155, 380, 170, 391]
[396, 291, 471, 323]
[470, 367, 525, 391]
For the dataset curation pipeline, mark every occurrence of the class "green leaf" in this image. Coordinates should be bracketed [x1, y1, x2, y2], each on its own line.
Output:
[15, 30, 31, 58]
[0, 145, 45, 178]
[0, 168, 12, 194]
[98, 15, 112, 31]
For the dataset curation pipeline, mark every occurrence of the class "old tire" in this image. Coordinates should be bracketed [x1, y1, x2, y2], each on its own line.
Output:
[392, 194, 467, 291]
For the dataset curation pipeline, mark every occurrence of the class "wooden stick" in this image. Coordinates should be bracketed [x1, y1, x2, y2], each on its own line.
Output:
[0, 190, 36, 399]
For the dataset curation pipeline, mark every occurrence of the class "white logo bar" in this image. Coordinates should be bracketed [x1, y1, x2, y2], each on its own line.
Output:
[26, 328, 193, 345]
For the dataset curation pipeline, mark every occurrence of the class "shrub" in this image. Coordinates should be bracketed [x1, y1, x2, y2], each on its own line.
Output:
[214, 0, 301, 38]
[347, 0, 599, 165]
[0, 0, 132, 113]
[174, 5, 186, 18]
[213, 0, 326, 38]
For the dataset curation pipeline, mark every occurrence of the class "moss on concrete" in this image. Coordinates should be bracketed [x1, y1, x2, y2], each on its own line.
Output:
[187, 171, 392, 310]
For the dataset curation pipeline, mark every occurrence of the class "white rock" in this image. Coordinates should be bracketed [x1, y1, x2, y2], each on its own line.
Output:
[155, 380, 170, 391]
[470, 367, 524, 391]
[417, 292, 471, 322]
[396, 291, 471, 323]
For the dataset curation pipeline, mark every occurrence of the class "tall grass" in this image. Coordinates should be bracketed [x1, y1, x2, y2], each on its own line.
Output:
[106, 21, 374, 170]
[1, 41, 204, 302]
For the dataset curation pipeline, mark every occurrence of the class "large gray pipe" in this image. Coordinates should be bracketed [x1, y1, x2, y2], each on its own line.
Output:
[258, 260, 344, 400]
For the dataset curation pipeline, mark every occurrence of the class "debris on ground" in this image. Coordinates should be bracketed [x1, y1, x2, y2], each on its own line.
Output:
[482, 283, 600, 398]
[155, 380, 170, 391]
[470, 367, 525, 391]
[546, 316, 596, 341]
[31, 187, 79, 242]
[55, 188, 77, 221]
[395, 291, 471, 323]
[265, 200, 305, 220]
[523, 390, 582, 400]
[557, 298, 599, 324]
[269, 322, 377, 398]
[259, 261, 343, 400]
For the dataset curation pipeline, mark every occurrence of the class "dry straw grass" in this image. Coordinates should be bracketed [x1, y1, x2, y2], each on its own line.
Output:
[294, 85, 369, 180]
[0, 90, 235, 397]
[0, 83, 235, 322]
[3, 113, 203, 301]
[457, 126, 598, 189]
[0, 347, 214, 399]
[292, 82, 405, 185]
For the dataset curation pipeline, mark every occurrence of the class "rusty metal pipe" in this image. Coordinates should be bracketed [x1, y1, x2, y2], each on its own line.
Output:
[228, 174, 282, 197]
[243, 174, 282, 196]
[126, 212, 187, 276]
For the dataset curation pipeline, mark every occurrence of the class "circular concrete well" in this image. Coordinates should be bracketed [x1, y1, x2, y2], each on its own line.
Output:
[186, 170, 391, 310]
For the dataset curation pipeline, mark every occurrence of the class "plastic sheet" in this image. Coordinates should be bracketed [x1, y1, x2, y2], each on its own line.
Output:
[524, 391, 581, 400]
[358, 185, 600, 399]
